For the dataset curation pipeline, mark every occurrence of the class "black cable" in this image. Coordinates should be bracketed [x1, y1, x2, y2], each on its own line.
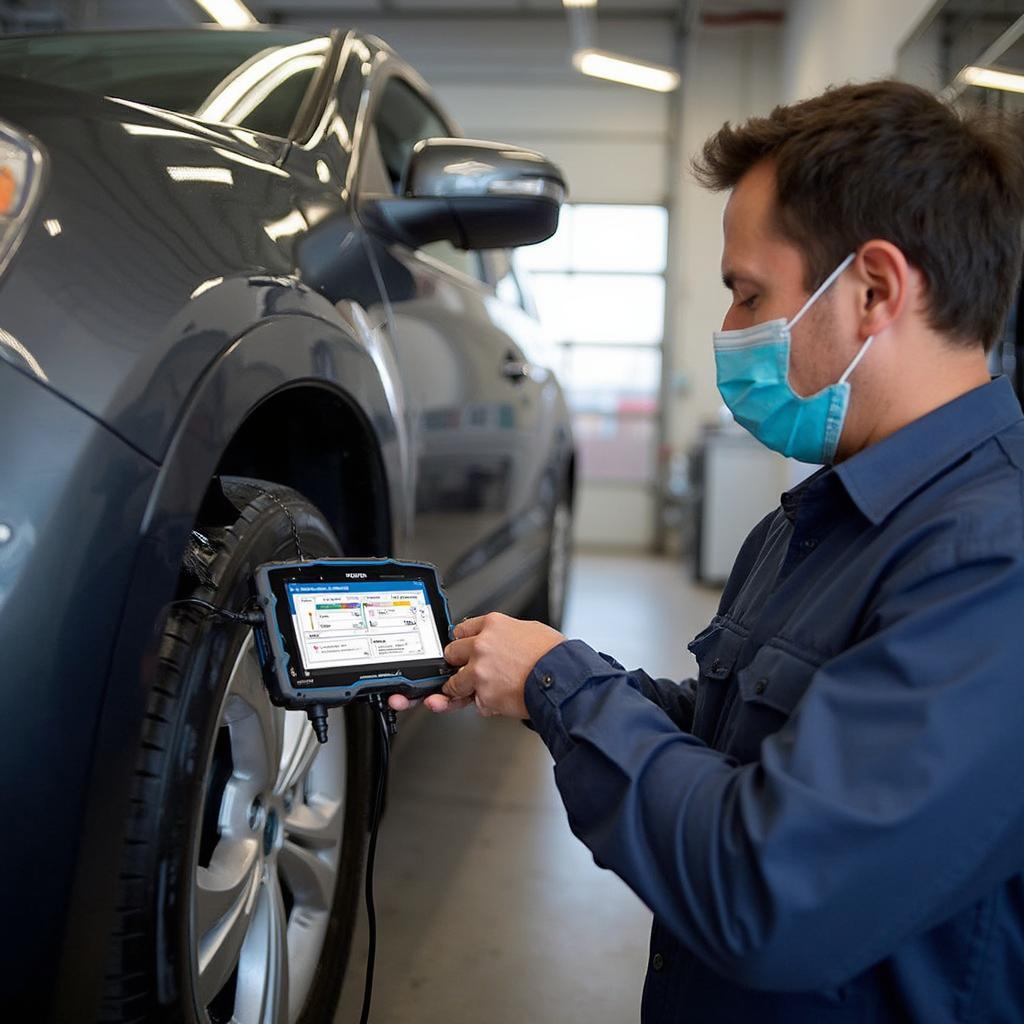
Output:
[360, 698, 396, 1024]
[168, 597, 264, 626]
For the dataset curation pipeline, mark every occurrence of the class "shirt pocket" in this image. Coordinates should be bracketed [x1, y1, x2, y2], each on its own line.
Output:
[721, 641, 820, 764]
[687, 617, 748, 742]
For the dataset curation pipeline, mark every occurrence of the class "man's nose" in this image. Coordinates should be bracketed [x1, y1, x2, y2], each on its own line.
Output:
[720, 310, 742, 332]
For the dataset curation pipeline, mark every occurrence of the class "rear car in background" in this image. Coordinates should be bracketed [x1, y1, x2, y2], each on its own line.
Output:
[0, 27, 574, 1022]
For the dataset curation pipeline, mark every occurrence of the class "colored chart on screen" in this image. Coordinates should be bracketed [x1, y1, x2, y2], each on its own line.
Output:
[285, 581, 444, 670]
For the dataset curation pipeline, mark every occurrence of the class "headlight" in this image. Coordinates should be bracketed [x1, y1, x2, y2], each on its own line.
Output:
[0, 119, 44, 278]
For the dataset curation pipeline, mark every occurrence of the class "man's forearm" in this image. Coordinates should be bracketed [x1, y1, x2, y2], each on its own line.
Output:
[594, 650, 696, 732]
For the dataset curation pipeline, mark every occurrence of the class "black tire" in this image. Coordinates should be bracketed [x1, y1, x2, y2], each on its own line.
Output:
[524, 478, 573, 631]
[100, 477, 375, 1024]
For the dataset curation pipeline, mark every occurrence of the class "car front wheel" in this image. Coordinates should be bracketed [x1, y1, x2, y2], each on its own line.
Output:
[101, 477, 375, 1024]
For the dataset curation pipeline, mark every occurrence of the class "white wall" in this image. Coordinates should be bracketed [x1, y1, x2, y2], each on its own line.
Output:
[782, 0, 941, 101]
[666, 20, 783, 463]
[663, 19, 792, 545]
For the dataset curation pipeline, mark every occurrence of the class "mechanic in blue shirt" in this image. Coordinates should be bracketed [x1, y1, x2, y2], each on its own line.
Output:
[390, 81, 1024, 1021]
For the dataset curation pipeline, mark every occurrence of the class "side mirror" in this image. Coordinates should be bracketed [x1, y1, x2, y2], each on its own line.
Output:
[360, 138, 567, 251]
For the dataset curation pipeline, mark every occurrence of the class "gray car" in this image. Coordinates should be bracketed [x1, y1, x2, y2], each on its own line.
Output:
[0, 27, 574, 1022]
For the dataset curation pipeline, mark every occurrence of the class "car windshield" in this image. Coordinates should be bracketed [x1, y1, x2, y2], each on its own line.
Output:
[0, 29, 331, 137]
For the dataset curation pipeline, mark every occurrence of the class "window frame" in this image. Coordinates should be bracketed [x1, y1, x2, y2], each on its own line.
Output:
[351, 56, 495, 287]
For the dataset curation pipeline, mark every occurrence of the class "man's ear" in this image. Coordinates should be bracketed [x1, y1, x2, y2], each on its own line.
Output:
[855, 240, 909, 339]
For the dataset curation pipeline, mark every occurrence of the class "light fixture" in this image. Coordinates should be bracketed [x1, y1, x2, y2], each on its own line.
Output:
[959, 65, 1024, 95]
[563, 0, 597, 7]
[122, 123, 195, 139]
[166, 166, 234, 184]
[193, 0, 257, 26]
[573, 48, 679, 92]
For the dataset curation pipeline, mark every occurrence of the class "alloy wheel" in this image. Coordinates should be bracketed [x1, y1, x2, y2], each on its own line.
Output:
[191, 634, 347, 1023]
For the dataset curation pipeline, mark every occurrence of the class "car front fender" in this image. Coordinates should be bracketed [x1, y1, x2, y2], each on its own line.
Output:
[51, 311, 405, 1021]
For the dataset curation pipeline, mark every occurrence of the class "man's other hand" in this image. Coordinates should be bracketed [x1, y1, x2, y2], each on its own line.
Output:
[388, 612, 565, 718]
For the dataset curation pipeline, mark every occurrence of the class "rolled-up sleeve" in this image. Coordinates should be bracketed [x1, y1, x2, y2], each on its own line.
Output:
[524, 550, 1024, 991]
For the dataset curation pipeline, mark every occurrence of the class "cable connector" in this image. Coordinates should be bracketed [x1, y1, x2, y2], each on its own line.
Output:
[307, 704, 330, 744]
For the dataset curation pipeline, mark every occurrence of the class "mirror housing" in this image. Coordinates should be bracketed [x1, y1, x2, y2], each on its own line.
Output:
[361, 138, 566, 251]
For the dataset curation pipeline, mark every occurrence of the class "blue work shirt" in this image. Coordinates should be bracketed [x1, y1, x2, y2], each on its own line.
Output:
[525, 376, 1024, 1022]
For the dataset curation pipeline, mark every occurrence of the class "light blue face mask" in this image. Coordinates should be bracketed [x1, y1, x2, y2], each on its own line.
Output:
[713, 253, 875, 465]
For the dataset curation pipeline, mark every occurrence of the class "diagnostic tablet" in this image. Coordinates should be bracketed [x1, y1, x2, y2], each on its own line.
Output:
[252, 558, 456, 708]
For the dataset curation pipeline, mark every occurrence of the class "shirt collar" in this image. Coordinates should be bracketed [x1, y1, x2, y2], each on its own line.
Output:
[829, 375, 1023, 526]
[780, 465, 830, 522]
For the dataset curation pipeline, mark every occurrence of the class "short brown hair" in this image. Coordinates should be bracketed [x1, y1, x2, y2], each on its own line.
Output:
[693, 80, 1024, 349]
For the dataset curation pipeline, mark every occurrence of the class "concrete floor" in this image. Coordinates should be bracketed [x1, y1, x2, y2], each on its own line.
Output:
[335, 552, 722, 1023]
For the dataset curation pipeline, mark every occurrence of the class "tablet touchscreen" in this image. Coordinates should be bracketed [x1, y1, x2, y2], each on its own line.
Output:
[285, 580, 445, 671]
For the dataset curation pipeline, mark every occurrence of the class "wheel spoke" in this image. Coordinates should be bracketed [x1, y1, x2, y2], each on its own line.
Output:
[279, 836, 337, 912]
[226, 641, 284, 792]
[235, 867, 290, 1024]
[276, 711, 321, 796]
[195, 838, 261, 1005]
[283, 795, 343, 850]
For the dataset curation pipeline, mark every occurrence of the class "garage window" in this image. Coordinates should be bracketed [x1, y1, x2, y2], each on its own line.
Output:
[518, 204, 668, 485]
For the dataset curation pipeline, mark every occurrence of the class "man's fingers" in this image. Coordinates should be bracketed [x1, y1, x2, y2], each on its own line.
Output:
[452, 614, 487, 639]
[424, 693, 474, 713]
[388, 693, 415, 712]
[443, 636, 475, 666]
[442, 665, 475, 700]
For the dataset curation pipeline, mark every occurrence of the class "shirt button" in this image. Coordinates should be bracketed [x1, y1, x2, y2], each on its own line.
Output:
[802, 538, 818, 550]
[540, 673, 554, 689]
[652, 953, 665, 972]
[710, 658, 723, 673]
[755, 678, 769, 695]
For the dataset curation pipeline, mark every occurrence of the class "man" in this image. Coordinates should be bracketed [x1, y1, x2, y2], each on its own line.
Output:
[391, 81, 1024, 1020]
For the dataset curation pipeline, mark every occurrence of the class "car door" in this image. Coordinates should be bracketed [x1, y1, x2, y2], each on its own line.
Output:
[358, 72, 553, 619]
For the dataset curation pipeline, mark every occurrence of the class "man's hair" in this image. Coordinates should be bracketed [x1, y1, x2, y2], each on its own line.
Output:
[693, 80, 1024, 350]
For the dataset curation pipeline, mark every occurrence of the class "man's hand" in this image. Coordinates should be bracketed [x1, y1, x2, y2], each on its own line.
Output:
[387, 612, 566, 718]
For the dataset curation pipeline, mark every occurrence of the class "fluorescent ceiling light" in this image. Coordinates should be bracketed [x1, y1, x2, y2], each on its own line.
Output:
[573, 48, 679, 93]
[563, 0, 597, 7]
[193, 0, 257, 27]
[960, 65, 1024, 94]
[166, 166, 234, 184]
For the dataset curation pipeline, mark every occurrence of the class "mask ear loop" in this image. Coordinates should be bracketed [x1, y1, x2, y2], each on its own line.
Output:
[789, 252, 856, 328]
[839, 334, 875, 384]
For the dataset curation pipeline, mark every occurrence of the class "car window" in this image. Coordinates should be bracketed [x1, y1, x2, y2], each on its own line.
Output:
[0, 30, 329, 138]
[373, 77, 448, 192]
[486, 250, 527, 310]
[365, 75, 486, 284]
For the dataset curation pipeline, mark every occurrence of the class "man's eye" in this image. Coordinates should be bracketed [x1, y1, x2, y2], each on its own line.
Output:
[740, 294, 758, 310]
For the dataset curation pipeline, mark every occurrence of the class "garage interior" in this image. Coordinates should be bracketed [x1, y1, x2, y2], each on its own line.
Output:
[5, 0, 1024, 1020]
